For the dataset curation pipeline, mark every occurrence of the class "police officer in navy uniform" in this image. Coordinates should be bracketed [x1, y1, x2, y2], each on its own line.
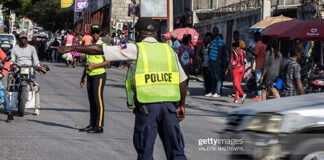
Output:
[79, 25, 110, 134]
[53, 17, 188, 160]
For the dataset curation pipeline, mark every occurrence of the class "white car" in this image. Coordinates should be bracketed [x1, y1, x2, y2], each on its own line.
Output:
[0, 34, 17, 46]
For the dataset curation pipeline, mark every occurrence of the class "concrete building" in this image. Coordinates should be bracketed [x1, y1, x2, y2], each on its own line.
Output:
[74, 0, 140, 35]
[110, 0, 139, 34]
[74, 0, 111, 34]
[193, 0, 302, 48]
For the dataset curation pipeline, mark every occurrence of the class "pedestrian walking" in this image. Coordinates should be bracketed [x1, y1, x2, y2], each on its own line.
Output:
[219, 34, 229, 94]
[281, 47, 305, 97]
[225, 42, 247, 104]
[45, 38, 52, 61]
[208, 27, 224, 98]
[233, 31, 246, 50]
[171, 34, 181, 52]
[71, 34, 81, 68]
[252, 32, 267, 100]
[119, 31, 132, 70]
[177, 35, 194, 95]
[51, 38, 60, 62]
[78, 25, 110, 134]
[114, 30, 125, 69]
[53, 17, 188, 160]
[202, 33, 213, 96]
[260, 38, 282, 100]
[64, 31, 74, 67]
[81, 31, 93, 67]
[82, 31, 93, 46]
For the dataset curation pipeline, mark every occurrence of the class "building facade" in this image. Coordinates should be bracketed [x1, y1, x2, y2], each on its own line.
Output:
[74, 0, 111, 34]
[74, 0, 141, 35]
[193, 0, 303, 47]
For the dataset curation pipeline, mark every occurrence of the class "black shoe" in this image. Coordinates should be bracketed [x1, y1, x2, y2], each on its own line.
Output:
[87, 127, 104, 134]
[6, 114, 14, 122]
[79, 125, 93, 132]
[72, 63, 76, 68]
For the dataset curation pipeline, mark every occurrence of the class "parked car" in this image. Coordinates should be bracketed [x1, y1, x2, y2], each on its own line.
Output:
[223, 93, 324, 160]
[0, 34, 17, 46]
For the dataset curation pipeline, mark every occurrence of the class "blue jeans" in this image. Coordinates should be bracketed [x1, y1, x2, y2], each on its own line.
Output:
[0, 81, 11, 113]
[255, 69, 262, 97]
[52, 50, 58, 62]
[210, 60, 222, 95]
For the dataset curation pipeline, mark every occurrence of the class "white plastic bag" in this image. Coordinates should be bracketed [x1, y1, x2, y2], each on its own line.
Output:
[8, 91, 18, 108]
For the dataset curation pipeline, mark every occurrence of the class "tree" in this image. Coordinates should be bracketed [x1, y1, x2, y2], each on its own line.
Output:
[0, 0, 74, 32]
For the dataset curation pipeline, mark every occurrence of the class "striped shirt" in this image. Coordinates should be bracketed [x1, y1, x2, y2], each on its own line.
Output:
[281, 58, 301, 97]
[209, 36, 224, 61]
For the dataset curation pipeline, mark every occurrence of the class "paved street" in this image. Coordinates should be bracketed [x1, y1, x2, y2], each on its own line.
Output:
[0, 62, 254, 160]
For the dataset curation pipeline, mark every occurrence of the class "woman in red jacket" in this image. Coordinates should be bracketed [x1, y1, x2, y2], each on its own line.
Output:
[225, 42, 247, 104]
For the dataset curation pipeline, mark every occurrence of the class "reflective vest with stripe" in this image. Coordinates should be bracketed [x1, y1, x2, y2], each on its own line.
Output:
[126, 42, 181, 109]
[86, 40, 106, 76]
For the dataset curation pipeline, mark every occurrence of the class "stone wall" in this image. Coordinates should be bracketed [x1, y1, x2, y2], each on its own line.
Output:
[110, 0, 139, 23]
[110, 0, 139, 33]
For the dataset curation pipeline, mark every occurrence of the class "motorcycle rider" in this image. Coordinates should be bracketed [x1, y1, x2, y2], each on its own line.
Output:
[10, 32, 41, 115]
[0, 47, 13, 122]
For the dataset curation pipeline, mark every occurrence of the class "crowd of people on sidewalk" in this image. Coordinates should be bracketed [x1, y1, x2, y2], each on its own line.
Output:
[169, 26, 307, 104]
[27, 24, 308, 104]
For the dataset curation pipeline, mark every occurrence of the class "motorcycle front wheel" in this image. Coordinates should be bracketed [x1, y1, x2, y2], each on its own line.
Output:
[18, 85, 28, 117]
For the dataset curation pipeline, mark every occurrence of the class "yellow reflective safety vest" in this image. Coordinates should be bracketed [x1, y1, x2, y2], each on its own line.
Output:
[126, 42, 181, 109]
[86, 40, 107, 76]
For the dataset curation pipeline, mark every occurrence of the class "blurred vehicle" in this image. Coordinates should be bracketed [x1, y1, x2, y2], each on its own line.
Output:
[224, 93, 324, 160]
[0, 34, 17, 46]
[38, 32, 48, 38]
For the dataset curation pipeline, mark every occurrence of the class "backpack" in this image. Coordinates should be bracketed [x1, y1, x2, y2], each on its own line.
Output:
[180, 46, 190, 65]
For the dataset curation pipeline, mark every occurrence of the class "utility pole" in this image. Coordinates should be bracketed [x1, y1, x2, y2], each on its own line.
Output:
[169, 0, 174, 32]
[9, 10, 15, 34]
[0, 5, 3, 33]
[262, 0, 271, 20]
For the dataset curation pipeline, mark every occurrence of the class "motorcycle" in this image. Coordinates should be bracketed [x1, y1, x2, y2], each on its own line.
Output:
[7, 65, 37, 116]
[301, 64, 324, 93]
[7, 64, 49, 116]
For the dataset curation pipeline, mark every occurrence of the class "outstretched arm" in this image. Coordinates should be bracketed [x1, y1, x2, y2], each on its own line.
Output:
[52, 45, 104, 55]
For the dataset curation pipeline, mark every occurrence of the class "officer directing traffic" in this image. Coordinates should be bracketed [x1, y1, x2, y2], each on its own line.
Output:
[79, 24, 110, 134]
[53, 17, 188, 160]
